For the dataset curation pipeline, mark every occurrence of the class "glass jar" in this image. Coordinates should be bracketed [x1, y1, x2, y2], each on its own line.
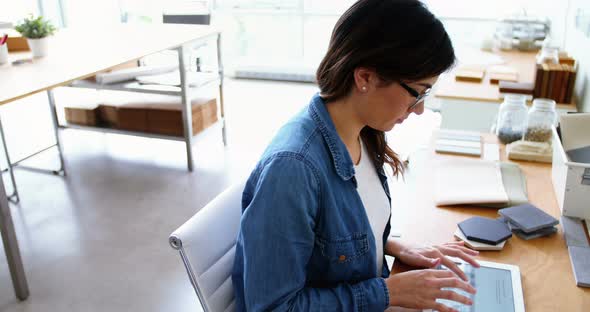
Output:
[496, 94, 528, 144]
[524, 98, 557, 143]
[537, 47, 559, 64]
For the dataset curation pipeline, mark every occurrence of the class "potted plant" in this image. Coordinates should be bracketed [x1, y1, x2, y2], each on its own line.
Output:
[14, 15, 56, 57]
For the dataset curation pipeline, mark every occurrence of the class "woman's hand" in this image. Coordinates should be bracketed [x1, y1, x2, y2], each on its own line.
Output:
[389, 240, 480, 281]
[385, 269, 476, 312]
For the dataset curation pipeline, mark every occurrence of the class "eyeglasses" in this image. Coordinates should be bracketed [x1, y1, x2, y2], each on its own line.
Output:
[399, 82, 431, 110]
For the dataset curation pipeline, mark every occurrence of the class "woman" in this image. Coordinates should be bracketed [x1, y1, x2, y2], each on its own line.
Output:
[232, 1, 479, 311]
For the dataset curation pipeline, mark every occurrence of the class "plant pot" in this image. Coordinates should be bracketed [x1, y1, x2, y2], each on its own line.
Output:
[27, 37, 50, 57]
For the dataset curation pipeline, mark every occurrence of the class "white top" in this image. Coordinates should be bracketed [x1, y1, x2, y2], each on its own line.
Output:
[354, 140, 391, 276]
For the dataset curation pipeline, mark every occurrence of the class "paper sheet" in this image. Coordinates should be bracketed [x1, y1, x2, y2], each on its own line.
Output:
[95, 65, 177, 84]
[560, 113, 590, 151]
[434, 158, 509, 206]
[483, 143, 500, 161]
[136, 70, 218, 87]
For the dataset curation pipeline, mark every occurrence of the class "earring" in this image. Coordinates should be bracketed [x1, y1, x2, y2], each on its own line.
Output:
[361, 86, 367, 92]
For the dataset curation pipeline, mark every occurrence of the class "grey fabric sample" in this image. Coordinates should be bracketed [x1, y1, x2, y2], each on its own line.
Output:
[497, 215, 521, 231]
[561, 216, 590, 248]
[568, 246, 590, 287]
[499, 204, 559, 233]
[458, 216, 512, 245]
[513, 226, 557, 240]
[566, 146, 590, 164]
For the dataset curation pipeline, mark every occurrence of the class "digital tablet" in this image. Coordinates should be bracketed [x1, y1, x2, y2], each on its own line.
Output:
[424, 260, 525, 312]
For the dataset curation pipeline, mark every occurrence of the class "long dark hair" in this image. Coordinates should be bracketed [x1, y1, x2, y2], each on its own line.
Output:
[316, 0, 455, 176]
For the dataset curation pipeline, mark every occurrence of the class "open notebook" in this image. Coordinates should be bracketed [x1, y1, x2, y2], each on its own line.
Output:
[434, 158, 528, 207]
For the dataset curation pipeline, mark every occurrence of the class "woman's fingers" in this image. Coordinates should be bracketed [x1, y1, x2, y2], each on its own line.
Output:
[414, 254, 441, 268]
[441, 243, 479, 256]
[444, 241, 465, 247]
[429, 269, 456, 278]
[433, 277, 476, 294]
[438, 246, 481, 268]
[437, 289, 474, 306]
[412, 270, 477, 312]
[431, 302, 460, 312]
[455, 245, 480, 257]
[440, 256, 468, 281]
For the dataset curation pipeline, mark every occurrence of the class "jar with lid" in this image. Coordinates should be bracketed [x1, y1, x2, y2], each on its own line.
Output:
[496, 94, 528, 144]
[537, 47, 559, 64]
[524, 98, 557, 143]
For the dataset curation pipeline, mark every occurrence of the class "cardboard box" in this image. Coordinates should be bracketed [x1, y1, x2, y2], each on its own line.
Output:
[117, 107, 149, 132]
[147, 98, 217, 136]
[96, 92, 218, 136]
[65, 106, 99, 126]
[552, 114, 590, 220]
[98, 105, 119, 128]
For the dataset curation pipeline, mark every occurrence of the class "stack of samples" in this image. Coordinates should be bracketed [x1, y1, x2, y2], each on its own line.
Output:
[498, 204, 559, 240]
[455, 216, 513, 251]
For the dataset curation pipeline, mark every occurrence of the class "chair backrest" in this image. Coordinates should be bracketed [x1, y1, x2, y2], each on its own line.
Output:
[170, 180, 245, 312]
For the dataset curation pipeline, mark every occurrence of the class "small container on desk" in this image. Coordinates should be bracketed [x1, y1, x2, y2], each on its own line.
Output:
[0, 43, 8, 65]
[496, 94, 528, 144]
[524, 98, 557, 143]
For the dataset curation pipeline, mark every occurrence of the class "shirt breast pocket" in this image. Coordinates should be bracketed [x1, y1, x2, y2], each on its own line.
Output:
[315, 233, 371, 281]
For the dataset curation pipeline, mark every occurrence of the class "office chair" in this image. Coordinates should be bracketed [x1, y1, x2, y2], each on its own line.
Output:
[169, 180, 245, 312]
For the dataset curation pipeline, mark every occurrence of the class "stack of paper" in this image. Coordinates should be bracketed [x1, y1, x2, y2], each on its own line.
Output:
[478, 162, 529, 208]
[136, 71, 218, 87]
[95, 65, 177, 84]
[435, 130, 482, 156]
[434, 158, 508, 206]
[434, 158, 528, 208]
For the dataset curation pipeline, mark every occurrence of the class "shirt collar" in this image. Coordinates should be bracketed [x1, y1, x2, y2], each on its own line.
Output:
[309, 93, 355, 181]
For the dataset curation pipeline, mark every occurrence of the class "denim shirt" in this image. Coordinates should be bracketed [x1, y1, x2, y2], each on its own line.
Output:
[232, 94, 392, 311]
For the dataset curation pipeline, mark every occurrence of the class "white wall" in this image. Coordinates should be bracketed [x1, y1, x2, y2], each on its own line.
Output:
[565, 0, 590, 113]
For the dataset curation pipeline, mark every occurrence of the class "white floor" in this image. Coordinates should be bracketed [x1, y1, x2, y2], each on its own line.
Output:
[0, 78, 440, 312]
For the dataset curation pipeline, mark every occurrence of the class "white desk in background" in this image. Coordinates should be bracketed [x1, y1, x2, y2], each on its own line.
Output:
[0, 24, 224, 301]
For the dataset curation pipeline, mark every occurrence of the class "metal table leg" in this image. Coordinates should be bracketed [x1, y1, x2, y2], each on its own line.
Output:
[178, 45, 195, 172]
[216, 33, 227, 146]
[46, 90, 66, 176]
[12, 90, 66, 176]
[0, 114, 19, 203]
[0, 174, 29, 300]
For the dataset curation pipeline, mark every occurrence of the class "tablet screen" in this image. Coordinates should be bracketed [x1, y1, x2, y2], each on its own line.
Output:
[437, 264, 515, 312]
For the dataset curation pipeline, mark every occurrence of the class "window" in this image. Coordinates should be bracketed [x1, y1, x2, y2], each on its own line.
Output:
[0, 0, 38, 25]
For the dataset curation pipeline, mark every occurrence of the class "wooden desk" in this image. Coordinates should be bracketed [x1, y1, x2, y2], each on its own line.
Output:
[434, 50, 578, 132]
[0, 24, 223, 301]
[391, 133, 590, 311]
